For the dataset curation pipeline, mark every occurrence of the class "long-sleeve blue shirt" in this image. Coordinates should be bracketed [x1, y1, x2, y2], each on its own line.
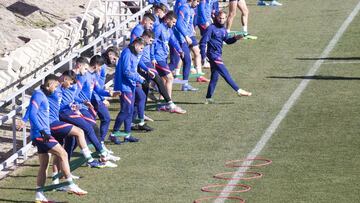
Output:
[174, 3, 195, 44]
[174, 0, 187, 14]
[197, 0, 212, 26]
[60, 83, 79, 111]
[199, 23, 238, 60]
[114, 47, 144, 93]
[130, 23, 145, 43]
[75, 72, 111, 109]
[48, 86, 62, 124]
[151, 22, 182, 62]
[28, 89, 51, 140]
[92, 64, 107, 102]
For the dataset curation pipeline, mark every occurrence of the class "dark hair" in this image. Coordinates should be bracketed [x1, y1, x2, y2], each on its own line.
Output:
[75, 56, 89, 65]
[142, 29, 155, 39]
[132, 37, 146, 46]
[143, 13, 155, 22]
[62, 70, 77, 82]
[44, 74, 58, 86]
[154, 3, 167, 12]
[163, 11, 177, 20]
[102, 46, 118, 65]
[90, 55, 105, 67]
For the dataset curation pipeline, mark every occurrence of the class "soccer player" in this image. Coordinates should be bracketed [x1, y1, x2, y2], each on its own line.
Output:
[59, 57, 120, 163]
[151, 11, 184, 99]
[197, 0, 218, 36]
[138, 30, 187, 114]
[174, 0, 210, 90]
[153, 4, 167, 27]
[28, 74, 87, 202]
[200, 11, 252, 103]
[130, 13, 156, 43]
[20, 70, 105, 172]
[112, 38, 146, 142]
[225, 0, 257, 39]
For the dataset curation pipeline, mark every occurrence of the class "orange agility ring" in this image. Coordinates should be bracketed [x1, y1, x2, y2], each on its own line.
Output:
[213, 171, 263, 180]
[193, 196, 245, 203]
[201, 184, 251, 193]
[225, 158, 272, 168]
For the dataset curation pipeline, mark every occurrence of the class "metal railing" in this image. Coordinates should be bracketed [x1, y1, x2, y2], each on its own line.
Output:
[0, 3, 153, 172]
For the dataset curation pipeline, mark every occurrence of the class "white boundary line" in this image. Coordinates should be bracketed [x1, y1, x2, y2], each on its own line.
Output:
[214, 1, 360, 202]
[322, 61, 360, 64]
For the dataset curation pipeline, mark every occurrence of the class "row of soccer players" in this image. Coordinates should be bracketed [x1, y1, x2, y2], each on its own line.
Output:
[23, 1, 254, 202]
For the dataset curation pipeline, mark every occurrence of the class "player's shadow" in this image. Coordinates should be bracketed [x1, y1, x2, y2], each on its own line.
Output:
[0, 198, 34, 203]
[267, 75, 360, 80]
[296, 57, 360, 61]
[175, 101, 235, 105]
[0, 186, 35, 192]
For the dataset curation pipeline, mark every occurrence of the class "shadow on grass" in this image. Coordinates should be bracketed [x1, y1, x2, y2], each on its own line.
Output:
[0, 198, 34, 203]
[267, 75, 360, 80]
[296, 57, 360, 61]
[175, 101, 235, 105]
[7, 174, 37, 178]
[0, 186, 35, 191]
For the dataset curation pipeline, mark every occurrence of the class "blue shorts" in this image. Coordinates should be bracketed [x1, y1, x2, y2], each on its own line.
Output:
[189, 36, 198, 47]
[33, 136, 59, 154]
[155, 60, 172, 77]
[50, 121, 73, 145]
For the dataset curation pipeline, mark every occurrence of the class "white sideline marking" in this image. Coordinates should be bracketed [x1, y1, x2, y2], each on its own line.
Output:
[214, 1, 360, 202]
[322, 61, 360, 64]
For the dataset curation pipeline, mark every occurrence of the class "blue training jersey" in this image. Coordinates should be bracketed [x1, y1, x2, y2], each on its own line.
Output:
[92, 64, 107, 102]
[60, 83, 79, 111]
[151, 22, 182, 62]
[114, 47, 144, 93]
[28, 89, 51, 140]
[75, 72, 110, 109]
[174, 3, 195, 44]
[48, 86, 62, 124]
[199, 23, 237, 60]
[130, 23, 145, 43]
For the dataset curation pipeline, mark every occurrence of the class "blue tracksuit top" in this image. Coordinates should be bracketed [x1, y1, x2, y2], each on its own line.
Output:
[138, 44, 151, 72]
[114, 47, 144, 93]
[23, 86, 61, 124]
[197, 0, 212, 25]
[48, 86, 62, 124]
[197, 0, 218, 25]
[151, 22, 182, 62]
[174, 0, 187, 14]
[28, 89, 51, 140]
[129, 23, 151, 72]
[75, 72, 110, 109]
[60, 83, 79, 111]
[199, 23, 238, 60]
[174, 3, 195, 44]
[92, 64, 107, 102]
[130, 23, 144, 43]
[154, 15, 161, 27]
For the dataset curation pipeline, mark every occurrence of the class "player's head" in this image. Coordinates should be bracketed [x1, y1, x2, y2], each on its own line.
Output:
[141, 29, 155, 45]
[102, 46, 119, 66]
[41, 74, 59, 95]
[90, 55, 105, 73]
[61, 70, 77, 88]
[74, 56, 89, 75]
[154, 4, 167, 18]
[189, 0, 199, 8]
[130, 37, 145, 55]
[163, 11, 177, 28]
[216, 11, 227, 26]
[142, 13, 155, 30]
